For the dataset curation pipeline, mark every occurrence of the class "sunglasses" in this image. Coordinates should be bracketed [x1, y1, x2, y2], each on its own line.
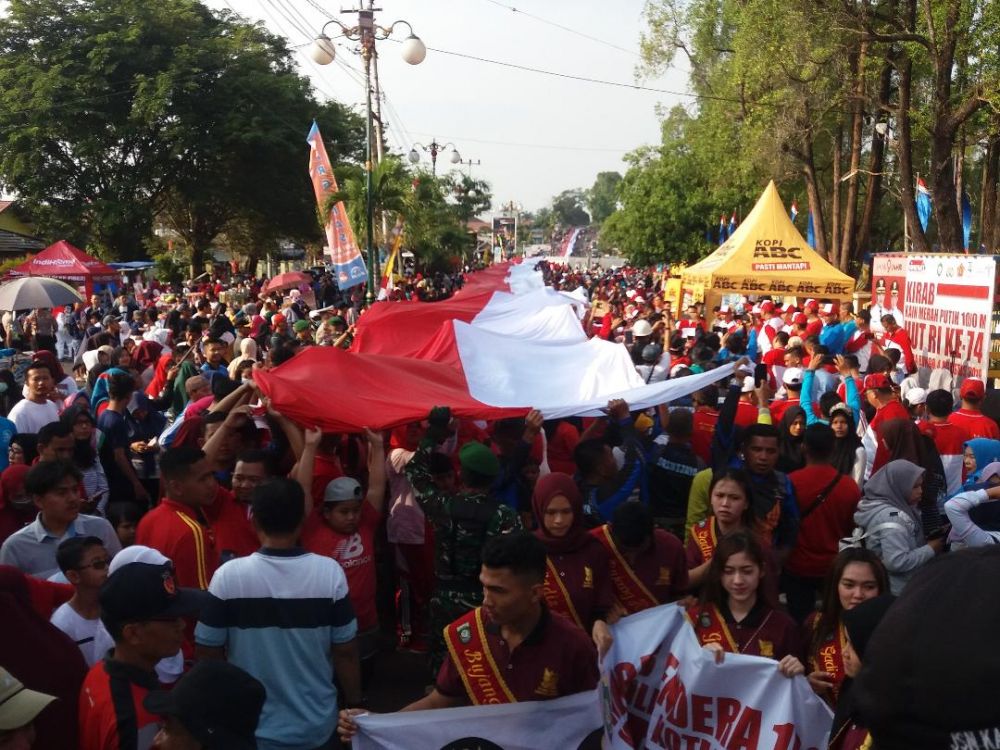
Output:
[76, 558, 110, 571]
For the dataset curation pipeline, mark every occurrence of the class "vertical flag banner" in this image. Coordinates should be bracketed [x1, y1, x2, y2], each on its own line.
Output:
[962, 192, 973, 251]
[377, 219, 404, 301]
[790, 199, 798, 222]
[728, 210, 737, 237]
[307, 121, 367, 290]
[807, 209, 816, 249]
[916, 178, 933, 233]
[718, 215, 727, 244]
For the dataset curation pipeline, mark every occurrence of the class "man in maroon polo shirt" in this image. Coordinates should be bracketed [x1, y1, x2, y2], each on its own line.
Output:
[337, 532, 599, 739]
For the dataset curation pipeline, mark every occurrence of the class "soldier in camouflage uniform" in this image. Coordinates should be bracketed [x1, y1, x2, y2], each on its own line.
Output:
[406, 406, 541, 673]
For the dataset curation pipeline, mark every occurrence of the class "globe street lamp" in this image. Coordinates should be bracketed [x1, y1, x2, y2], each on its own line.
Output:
[310, 9, 425, 305]
[408, 140, 460, 176]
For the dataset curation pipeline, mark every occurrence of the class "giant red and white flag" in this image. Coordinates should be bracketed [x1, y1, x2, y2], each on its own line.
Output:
[254, 262, 735, 432]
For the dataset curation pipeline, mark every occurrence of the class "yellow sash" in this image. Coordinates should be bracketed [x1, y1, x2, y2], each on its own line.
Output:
[686, 604, 738, 653]
[541, 558, 584, 628]
[443, 608, 516, 705]
[593, 524, 659, 614]
[691, 519, 718, 564]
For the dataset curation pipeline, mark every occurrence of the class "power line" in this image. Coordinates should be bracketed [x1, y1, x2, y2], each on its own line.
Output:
[379, 38, 723, 102]
[479, 0, 640, 57]
[405, 131, 639, 154]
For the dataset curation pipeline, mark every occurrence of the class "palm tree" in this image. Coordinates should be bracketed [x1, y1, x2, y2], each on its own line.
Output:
[324, 156, 410, 252]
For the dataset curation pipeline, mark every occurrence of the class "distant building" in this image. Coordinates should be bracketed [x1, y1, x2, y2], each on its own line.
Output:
[0, 201, 46, 260]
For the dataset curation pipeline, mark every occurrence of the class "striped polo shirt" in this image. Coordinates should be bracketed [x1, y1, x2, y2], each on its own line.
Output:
[195, 547, 357, 750]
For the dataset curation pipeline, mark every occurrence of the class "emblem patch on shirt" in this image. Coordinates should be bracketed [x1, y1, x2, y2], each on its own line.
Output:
[655, 567, 671, 586]
[535, 668, 559, 698]
[457, 623, 472, 644]
[758, 640, 774, 658]
[583, 566, 593, 589]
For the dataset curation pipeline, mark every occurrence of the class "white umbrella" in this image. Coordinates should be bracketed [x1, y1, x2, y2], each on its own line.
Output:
[0, 276, 83, 311]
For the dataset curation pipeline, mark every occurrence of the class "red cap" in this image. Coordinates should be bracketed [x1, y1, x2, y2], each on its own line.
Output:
[761, 301, 775, 314]
[961, 378, 986, 400]
[783, 304, 798, 314]
[793, 313, 808, 326]
[864, 374, 894, 391]
[822, 302, 840, 316]
[804, 298, 819, 311]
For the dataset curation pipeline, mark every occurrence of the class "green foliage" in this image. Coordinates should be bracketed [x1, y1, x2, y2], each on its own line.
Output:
[587, 172, 623, 225]
[0, 0, 363, 264]
[0, 256, 28, 277]
[551, 189, 591, 227]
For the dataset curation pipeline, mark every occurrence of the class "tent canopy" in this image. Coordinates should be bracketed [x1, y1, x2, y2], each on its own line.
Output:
[682, 181, 854, 304]
[9, 240, 118, 284]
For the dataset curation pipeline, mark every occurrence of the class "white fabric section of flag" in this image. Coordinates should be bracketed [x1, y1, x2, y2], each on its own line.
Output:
[351, 689, 602, 750]
[469, 287, 590, 345]
[600, 604, 833, 749]
[455, 319, 737, 417]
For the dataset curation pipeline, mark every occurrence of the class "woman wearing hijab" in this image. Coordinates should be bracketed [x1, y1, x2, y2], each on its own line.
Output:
[531, 472, 614, 632]
[777, 405, 806, 473]
[827, 595, 896, 750]
[0, 464, 33, 545]
[89, 367, 129, 416]
[960, 437, 1000, 489]
[227, 336, 258, 379]
[872, 418, 947, 533]
[944, 460, 1000, 547]
[0, 566, 87, 749]
[828, 403, 865, 486]
[132, 340, 163, 390]
[852, 460, 946, 594]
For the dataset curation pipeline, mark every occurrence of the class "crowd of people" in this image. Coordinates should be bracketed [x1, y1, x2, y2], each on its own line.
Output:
[0, 260, 997, 750]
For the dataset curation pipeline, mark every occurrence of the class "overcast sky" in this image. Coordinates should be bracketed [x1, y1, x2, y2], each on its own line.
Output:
[206, 0, 692, 213]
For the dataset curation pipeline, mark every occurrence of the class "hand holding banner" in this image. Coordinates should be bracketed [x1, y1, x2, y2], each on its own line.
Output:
[600, 604, 833, 750]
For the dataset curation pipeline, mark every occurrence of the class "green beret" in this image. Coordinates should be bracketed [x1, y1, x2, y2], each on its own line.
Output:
[293, 319, 310, 332]
[328, 315, 346, 327]
[459, 441, 500, 478]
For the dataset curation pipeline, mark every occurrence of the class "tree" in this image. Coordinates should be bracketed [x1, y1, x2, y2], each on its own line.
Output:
[587, 172, 623, 224]
[551, 189, 591, 227]
[442, 173, 493, 226]
[328, 156, 411, 257]
[0, 0, 363, 261]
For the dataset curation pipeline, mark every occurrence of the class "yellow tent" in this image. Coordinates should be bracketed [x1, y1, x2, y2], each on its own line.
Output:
[681, 181, 854, 309]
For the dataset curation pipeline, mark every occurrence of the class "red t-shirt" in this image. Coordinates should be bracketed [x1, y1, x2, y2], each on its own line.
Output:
[691, 408, 719, 465]
[206, 487, 258, 560]
[947, 409, 1000, 440]
[136, 499, 218, 591]
[301, 503, 382, 631]
[734, 401, 759, 429]
[770, 398, 801, 424]
[79, 659, 161, 750]
[785, 466, 861, 578]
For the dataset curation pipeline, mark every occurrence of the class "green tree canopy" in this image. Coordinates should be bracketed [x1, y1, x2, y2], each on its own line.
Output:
[587, 171, 623, 224]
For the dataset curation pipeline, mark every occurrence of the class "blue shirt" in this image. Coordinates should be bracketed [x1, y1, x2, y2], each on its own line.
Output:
[196, 548, 357, 750]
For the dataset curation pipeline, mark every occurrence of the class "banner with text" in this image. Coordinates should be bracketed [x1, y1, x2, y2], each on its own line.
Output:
[600, 604, 832, 750]
[351, 689, 602, 750]
[873, 254, 996, 379]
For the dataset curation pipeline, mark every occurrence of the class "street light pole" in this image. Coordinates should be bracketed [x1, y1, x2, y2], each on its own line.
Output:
[408, 139, 460, 176]
[459, 158, 481, 177]
[309, 8, 426, 306]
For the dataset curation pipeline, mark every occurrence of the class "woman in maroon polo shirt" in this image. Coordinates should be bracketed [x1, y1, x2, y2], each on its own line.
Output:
[803, 548, 888, 707]
[531, 472, 613, 631]
[687, 531, 804, 676]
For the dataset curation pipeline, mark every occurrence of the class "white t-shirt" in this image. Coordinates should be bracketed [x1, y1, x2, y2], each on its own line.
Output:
[50, 602, 183, 682]
[50, 602, 105, 666]
[7, 398, 61, 434]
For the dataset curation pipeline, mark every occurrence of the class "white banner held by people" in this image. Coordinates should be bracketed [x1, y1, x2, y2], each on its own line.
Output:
[600, 604, 833, 750]
[351, 689, 602, 750]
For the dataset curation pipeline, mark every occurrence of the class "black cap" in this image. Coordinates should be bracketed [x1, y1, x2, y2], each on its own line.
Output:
[144, 661, 265, 750]
[853, 547, 1000, 749]
[100, 562, 209, 624]
[842, 594, 895, 661]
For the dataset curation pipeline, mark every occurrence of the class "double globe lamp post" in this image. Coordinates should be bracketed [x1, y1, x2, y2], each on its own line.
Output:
[309, 11, 426, 304]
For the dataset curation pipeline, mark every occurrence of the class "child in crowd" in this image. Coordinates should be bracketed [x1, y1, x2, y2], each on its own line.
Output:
[49, 536, 110, 666]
